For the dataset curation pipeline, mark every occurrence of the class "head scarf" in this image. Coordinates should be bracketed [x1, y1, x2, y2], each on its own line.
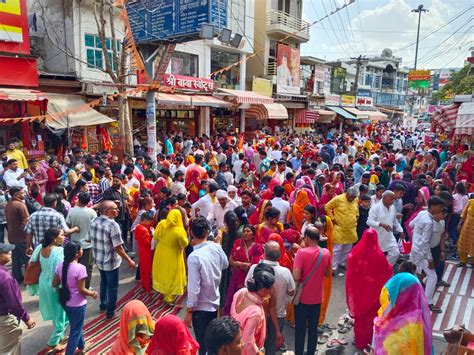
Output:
[249, 199, 271, 226]
[216, 190, 229, 199]
[291, 189, 311, 231]
[267, 233, 293, 270]
[147, 315, 199, 355]
[373, 273, 433, 354]
[154, 209, 186, 244]
[346, 229, 393, 350]
[110, 300, 155, 355]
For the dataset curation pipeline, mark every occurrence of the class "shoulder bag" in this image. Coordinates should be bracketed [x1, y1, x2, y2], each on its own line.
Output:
[24, 259, 42, 286]
[292, 247, 323, 305]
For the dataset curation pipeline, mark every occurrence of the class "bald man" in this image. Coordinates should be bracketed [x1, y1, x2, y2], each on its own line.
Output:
[89, 201, 136, 318]
[367, 191, 404, 265]
[245, 241, 295, 354]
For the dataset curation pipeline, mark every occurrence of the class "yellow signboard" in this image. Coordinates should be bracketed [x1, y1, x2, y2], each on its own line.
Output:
[252, 77, 273, 98]
[408, 70, 431, 81]
[341, 95, 355, 106]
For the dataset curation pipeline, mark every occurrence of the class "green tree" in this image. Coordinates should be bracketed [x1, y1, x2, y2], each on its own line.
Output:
[432, 64, 474, 101]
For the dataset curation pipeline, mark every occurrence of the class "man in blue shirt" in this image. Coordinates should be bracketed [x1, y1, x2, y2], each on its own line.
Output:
[353, 157, 367, 184]
[290, 150, 303, 171]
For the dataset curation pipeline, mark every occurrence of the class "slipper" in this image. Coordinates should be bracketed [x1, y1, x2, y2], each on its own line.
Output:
[318, 327, 333, 336]
[60, 336, 69, 345]
[321, 323, 337, 330]
[336, 337, 349, 345]
[337, 325, 349, 334]
[318, 333, 330, 344]
[325, 345, 345, 355]
[327, 338, 348, 348]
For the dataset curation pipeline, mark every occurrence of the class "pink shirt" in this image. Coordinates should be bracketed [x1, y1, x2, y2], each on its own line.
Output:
[294, 246, 330, 304]
[55, 262, 88, 307]
[230, 288, 266, 355]
[453, 193, 469, 214]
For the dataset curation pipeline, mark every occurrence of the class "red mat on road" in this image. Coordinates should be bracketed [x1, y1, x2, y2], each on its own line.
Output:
[38, 285, 184, 354]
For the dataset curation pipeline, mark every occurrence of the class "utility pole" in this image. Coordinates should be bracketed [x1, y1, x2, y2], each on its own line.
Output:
[412, 4, 429, 69]
[350, 55, 368, 95]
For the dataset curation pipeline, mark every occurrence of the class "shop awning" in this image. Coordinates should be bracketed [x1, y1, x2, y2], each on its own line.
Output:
[455, 102, 474, 136]
[431, 103, 459, 134]
[0, 88, 48, 103]
[245, 103, 288, 120]
[217, 88, 274, 105]
[359, 110, 388, 122]
[317, 109, 337, 123]
[326, 106, 355, 120]
[342, 107, 370, 120]
[156, 93, 230, 108]
[45, 94, 115, 130]
[295, 109, 318, 125]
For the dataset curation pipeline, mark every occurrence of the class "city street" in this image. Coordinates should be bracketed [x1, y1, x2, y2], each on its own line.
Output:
[19, 261, 452, 354]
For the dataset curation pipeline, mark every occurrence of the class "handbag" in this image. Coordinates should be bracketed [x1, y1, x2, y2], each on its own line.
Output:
[23, 259, 42, 286]
[292, 247, 323, 305]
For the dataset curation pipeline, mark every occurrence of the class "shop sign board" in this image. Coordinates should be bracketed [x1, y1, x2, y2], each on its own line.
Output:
[313, 65, 325, 82]
[408, 70, 431, 81]
[126, 0, 227, 44]
[356, 90, 373, 106]
[341, 95, 355, 107]
[0, 0, 23, 43]
[252, 77, 273, 98]
[325, 94, 340, 106]
[276, 43, 300, 95]
[164, 74, 214, 92]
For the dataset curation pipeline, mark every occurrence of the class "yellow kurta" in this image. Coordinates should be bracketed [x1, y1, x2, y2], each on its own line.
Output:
[152, 209, 189, 302]
[458, 200, 474, 258]
[325, 193, 359, 244]
[6, 149, 28, 169]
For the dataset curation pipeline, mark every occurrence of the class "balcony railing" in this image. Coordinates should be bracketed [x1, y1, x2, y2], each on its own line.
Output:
[266, 10, 310, 37]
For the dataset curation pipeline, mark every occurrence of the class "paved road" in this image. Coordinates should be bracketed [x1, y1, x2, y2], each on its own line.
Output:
[19, 263, 449, 354]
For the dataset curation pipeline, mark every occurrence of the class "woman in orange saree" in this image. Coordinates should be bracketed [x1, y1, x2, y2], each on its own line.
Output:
[289, 189, 312, 231]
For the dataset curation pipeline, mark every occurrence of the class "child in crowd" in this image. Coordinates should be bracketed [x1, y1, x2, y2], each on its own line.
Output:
[53, 242, 97, 355]
[134, 212, 155, 293]
[357, 194, 372, 242]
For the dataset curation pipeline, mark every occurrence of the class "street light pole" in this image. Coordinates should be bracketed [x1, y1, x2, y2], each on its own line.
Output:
[412, 4, 429, 69]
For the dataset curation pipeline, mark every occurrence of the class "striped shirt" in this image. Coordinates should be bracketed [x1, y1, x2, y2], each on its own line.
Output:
[89, 215, 124, 271]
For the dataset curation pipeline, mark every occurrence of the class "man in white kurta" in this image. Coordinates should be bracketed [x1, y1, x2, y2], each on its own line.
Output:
[367, 191, 404, 266]
[207, 190, 237, 229]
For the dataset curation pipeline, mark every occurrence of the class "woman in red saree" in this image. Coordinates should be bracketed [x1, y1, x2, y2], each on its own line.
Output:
[134, 212, 154, 293]
[223, 224, 263, 315]
[248, 199, 272, 226]
[318, 183, 335, 216]
[255, 207, 284, 245]
[346, 228, 393, 350]
[185, 169, 201, 204]
[267, 233, 293, 270]
[260, 178, 282, 200]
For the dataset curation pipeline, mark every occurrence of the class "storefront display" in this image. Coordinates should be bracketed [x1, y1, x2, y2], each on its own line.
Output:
[211, 49, 240, 89]
[212, 108, 238, 134]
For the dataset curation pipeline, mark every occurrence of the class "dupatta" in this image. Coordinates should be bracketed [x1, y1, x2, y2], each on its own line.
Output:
[147, 315, 199, 354]
[373, 273, 433, 355]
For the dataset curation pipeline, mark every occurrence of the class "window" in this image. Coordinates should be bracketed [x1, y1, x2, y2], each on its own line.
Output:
[169, 51, 199, 77]
[85, 34, 121, 70]
[211, 49, 240, 89]
[228, 0, 246, 35]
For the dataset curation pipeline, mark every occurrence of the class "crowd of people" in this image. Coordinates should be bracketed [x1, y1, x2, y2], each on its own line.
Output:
[0, 125, 473, 355]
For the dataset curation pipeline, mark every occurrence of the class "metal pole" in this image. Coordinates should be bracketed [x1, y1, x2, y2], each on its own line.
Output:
[414, 10, 422, 69]
[145, 59, 157, 166]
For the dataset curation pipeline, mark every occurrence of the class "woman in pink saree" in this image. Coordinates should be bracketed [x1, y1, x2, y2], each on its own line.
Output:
[289, 178, 318, 207]
[404, 186, 430, 241]
[346, 229, 393, 350]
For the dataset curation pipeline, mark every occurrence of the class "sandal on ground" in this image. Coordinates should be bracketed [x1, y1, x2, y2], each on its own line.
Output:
[327, 338, 347, 348]
[429, 304, 442, 313]
[325, 345, 345, 354]
[320, 323, 337, 330]
[46, 345, 65, 354]
[337, 325, 349, 333]
[336, 337, 349, 345]
[60, 336, 69, 345]
[318, 333, 330, 344]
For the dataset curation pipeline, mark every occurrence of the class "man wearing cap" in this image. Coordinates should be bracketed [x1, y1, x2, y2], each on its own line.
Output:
[207, 190, 237, 230]
[0, 243, 36, 354]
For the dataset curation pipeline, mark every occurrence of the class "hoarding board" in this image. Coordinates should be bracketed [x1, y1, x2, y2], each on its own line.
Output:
[126, 0, 227, 43]
[276, 43, 300, 94]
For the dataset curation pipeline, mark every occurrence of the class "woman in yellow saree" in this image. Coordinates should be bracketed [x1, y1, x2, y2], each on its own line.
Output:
[316, 215, 334, 326]
[152, 209, 189, 304]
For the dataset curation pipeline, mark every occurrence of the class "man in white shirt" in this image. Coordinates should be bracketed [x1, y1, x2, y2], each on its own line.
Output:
[192, 183, 219, 218]
[3, 159, 28, 189]
[216, 146, 227, 165]
[232, 153, 245, 182]
[332, 146, 348, 167]
[170, 156, 187, 177]
[170, 171, 187, 197]
[246, 241, 295, 354]
[269, 144, 282, 161]
[392, 135, 403, 151]
[367, 191, 404, 266]
[271, 186, 290, 224]
[207, 190, 237, 229]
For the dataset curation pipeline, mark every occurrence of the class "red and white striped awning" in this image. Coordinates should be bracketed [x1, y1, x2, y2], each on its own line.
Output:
[245, 103, 288, 120]
[156, 93, 230, 108]
[295, 109, 318, 126]
[0, 88, 48, 103]
[217, 88, 274, 105]
[432, 103, 459, 135]
[455, 102, 474, 136]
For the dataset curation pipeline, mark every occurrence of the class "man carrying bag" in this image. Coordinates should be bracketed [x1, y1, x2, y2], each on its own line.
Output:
[292, 226, 331, 355]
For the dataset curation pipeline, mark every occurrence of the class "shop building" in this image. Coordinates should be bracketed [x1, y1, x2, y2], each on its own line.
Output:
[246, 0, 311, 131]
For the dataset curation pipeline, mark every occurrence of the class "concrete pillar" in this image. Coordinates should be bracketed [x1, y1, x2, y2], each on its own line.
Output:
[240, 109, 245, 132]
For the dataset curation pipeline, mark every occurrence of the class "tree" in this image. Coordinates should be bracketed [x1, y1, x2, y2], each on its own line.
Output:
[432, 65, 474, 102]
[37, 0, 134, 155]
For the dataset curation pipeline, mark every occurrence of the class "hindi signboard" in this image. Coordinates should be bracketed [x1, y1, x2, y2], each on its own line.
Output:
[163, 74, 214, 92]
[126, 0, 227, 43]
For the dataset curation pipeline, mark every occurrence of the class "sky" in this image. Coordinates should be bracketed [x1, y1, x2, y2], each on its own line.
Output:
[300, 0, 473, 69]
